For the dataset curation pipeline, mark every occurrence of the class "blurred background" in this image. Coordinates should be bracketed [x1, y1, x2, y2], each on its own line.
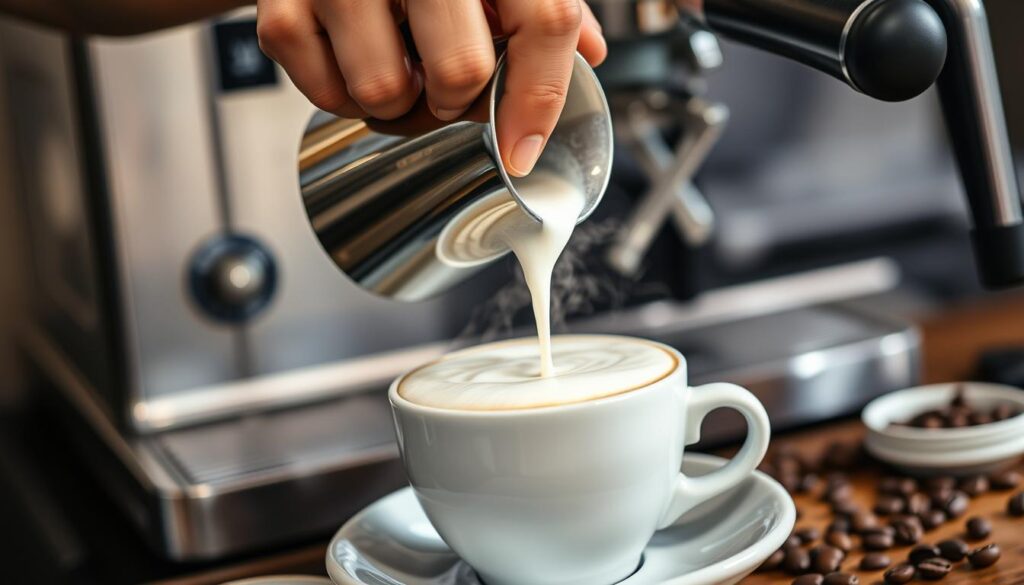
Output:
[2, 1, 1024, 583]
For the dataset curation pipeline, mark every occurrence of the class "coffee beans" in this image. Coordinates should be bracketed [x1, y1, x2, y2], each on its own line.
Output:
[920, 509, 947, 531]
[1008, 491, 1024, 516]
[878, 477, 901, 494]
[824, 482, 854, 504]
[851, 511, 880, 533]
[928, 487, 953, 509]
[990, 469, 1021, 490]
[796, 526, 821, 544]
[785, 547, 812, 575]
[759, 548, 785, 572]
[757, 440, 1017, 582]
[916, 557, 953, 580]
[969, 411, 993, 425]
[951, 386, 967, 408]
[825, 530, 853, 553]
[891, 516, 923, 545]
[936, 538, 969, 562]
[896, 386, 1018, 429]
[993, 403, 1020, 421]
[968, 543, 1001, 568]
[832, 500, 860, 517]
[827, 518, 851, 534]
[822, 573, 858, 585]
[822, 441, 861, 469]
[941, 490, 969, 518]
[908, 544, 942, 565]
[965, 516, 992, 540]
[884, 563, 915, 584]
[797, 473, 820, 494]
[860, 553, 891, 570]
[959, 475, 990, 497]
[904, 492, 931, 516]
[874, 494, 904, 515]
[925, 477, 956, 492]
[879, 477, 918, 496]
[811, 545, 844, 574]
[862, 530, 894, 551]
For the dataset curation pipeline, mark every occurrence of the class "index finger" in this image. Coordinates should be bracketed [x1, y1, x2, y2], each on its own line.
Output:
[494, 0, 582, 177]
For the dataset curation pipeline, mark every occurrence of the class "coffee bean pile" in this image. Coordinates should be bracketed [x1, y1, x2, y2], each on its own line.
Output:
[893, 385, 1020, 429]
[753, 440, 1023, 584]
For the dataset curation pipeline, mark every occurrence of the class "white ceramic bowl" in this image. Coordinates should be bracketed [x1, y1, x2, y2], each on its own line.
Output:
[862, 382, 1024, 476]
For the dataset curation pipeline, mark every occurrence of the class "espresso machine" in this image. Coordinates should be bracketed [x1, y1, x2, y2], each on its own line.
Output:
[3, 0, 1022, 563]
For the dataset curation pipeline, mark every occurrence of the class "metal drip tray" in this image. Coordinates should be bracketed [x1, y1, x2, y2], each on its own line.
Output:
[149, 393, 397, 487]
[128, 392, 407, 560]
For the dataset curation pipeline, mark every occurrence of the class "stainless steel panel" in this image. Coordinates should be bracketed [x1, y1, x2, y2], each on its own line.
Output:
[88, 28, 240, 409]
[0, 21, 126, 408]
[130, 258, 899, 431]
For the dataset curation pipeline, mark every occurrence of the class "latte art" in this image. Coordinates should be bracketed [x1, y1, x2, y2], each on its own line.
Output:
[398, 335, 677, 410]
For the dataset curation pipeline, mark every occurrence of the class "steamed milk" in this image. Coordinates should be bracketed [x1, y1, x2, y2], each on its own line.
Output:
[399, 335, 676, 410]
[497, 169, 585, 377]
[402, 169, 678, 410]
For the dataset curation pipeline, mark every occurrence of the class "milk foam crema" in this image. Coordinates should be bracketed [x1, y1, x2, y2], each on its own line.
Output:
[398, 335, 678, 411]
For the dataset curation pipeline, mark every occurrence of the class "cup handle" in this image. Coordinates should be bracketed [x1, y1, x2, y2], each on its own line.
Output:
[657, 382, 771, 529]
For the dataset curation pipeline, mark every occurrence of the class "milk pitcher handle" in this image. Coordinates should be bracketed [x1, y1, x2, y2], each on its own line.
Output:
[657, 382, 771, 529]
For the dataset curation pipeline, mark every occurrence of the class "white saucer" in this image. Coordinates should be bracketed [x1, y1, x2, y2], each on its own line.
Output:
[326, 453, 795, 585]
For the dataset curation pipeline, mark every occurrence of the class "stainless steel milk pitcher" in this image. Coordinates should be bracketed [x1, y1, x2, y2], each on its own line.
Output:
[299, 52, 613, 301]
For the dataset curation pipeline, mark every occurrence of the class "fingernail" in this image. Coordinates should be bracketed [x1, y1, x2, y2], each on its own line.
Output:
[435, 107, 467, 121]
[509, 134, 544, 176]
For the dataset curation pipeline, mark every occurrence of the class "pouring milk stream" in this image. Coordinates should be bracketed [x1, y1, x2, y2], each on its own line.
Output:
[496, 170, 585, 377]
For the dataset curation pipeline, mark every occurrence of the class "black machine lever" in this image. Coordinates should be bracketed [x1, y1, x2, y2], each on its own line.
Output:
[702, 0, 947, 102]
[688, 0, 1024, 288]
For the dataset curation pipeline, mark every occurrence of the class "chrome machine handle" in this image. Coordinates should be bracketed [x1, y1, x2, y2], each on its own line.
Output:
[686, 0, 1024, 288]
[695, 0, 948, 102]
[607, 98, 728, 276]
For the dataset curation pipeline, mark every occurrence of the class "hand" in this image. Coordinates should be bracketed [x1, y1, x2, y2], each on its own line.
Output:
[256, 0, 607, 176]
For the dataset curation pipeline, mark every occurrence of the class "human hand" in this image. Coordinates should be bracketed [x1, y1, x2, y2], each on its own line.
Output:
[256, 0, 607, 176]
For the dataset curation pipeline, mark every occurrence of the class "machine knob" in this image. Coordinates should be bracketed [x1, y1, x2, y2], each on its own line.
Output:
[701, 0, 948, 102]
[844, 0, 949, 102]
[189, 235, 277, 323]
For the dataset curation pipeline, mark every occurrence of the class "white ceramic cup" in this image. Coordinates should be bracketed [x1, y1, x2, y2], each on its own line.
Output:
[389, 336, 771, 585]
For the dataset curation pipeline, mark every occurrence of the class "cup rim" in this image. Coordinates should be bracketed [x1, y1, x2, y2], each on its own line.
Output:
[389, 334, 685, 417]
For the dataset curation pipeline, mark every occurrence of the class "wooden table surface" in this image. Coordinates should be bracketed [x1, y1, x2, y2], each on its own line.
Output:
[743, 294, 1024, 584]
[739, 421, 1024, 585]
[143, 294, 1024, 585]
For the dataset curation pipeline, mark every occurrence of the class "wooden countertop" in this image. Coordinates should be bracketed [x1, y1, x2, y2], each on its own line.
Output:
[739, 422, 1024, 584]
[145, 294, 1024, 585]
[744, 295, 1024, 584]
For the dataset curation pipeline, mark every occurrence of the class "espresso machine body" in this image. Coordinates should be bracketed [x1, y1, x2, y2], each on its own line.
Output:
[7, 0, 1017, 562]
[4, 15, 504, 559]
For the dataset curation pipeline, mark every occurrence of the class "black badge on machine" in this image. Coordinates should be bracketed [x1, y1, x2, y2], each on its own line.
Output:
[212, 19, 278, 92]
